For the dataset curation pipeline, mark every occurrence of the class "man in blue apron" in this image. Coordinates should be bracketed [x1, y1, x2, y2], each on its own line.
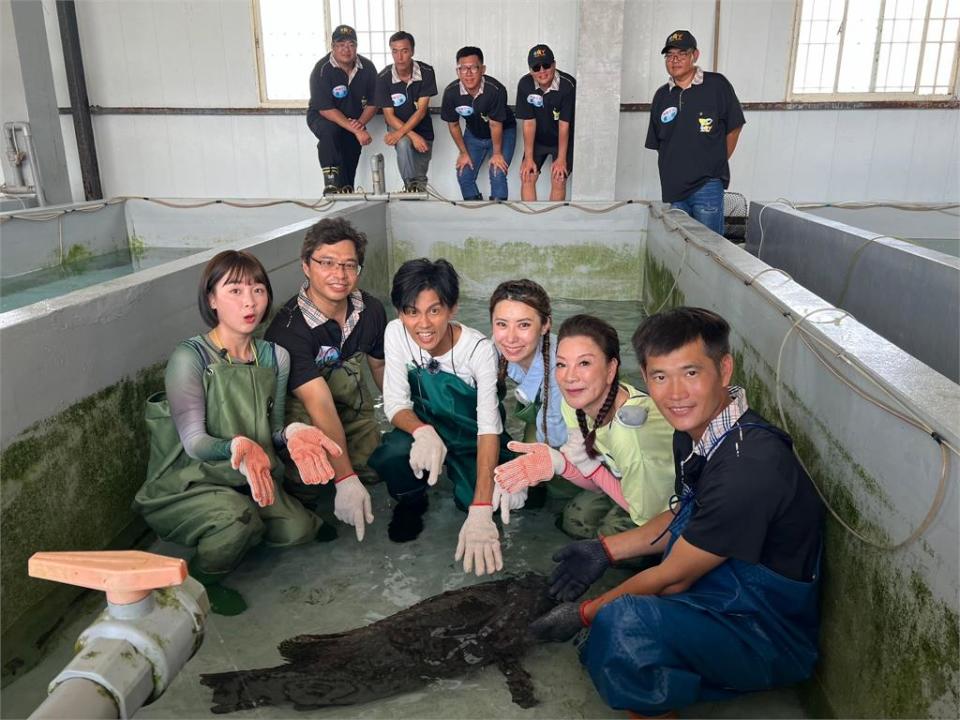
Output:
[529, 307, 823, 716]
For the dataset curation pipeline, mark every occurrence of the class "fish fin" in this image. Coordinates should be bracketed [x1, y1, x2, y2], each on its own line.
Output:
[496, 656, 538, 708]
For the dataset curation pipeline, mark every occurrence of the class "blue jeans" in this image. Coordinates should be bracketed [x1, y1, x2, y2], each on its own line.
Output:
[458, 125, 517, 200]
[671, 178, 724, 235]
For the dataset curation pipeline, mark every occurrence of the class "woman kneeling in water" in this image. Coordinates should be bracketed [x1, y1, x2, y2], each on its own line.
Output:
[134, 250, 347, 615]
[495, 314, 675, 547]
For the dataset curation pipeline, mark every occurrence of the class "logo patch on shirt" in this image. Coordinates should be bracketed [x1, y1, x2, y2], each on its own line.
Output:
[552, 108, 560, 121]
[391, 93, 407, 107]
[455, 105, 474, 117]
[332, 84, 349, 99]
[699, 116, 714, 133]
[527, 93, 544, 108]
[661, 106, 678, 123]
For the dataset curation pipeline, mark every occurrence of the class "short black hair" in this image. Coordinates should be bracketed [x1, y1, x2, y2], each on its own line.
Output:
[390, 258, 459, 311]
[632, 307, 731, 370]
[301, 217, 367, 266]
[198, 250, 273, 328]
[456, 46, 483, 64]
[389, 31, 415, 49]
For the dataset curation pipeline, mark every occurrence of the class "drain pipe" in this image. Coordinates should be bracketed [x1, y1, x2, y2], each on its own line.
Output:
[2, 122, 47, 205]
[56, 0, 102, 200]
[370, 153, 385, 195]
[712, 0, 721, 70]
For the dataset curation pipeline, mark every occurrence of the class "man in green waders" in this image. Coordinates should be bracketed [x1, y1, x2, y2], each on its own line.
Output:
[266, 218, 384, 541]
[369, 259, 515, 575]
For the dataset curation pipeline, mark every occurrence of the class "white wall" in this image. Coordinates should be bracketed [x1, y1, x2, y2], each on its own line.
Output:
[2, 0, 958, 203]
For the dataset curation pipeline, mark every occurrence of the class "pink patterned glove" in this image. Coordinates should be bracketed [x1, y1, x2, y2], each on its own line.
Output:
[230, 436, 274, 507]
[493, 441, 566, 493]
[285, 422, 343, 485]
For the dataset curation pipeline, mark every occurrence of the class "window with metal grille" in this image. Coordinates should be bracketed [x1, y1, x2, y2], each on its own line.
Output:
[254, 0, 399, 105]
[790, 0, 960, 97]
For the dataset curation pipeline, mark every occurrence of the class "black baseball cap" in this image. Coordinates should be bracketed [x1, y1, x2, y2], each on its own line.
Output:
[528, 44, 555, 68]
[661, 30, 697, 54]
[332, 25, 358, 43]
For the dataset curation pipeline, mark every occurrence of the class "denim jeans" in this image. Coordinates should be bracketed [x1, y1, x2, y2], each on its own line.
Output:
[395, 136, 432, 188]
[670, 178, 725, 235]
[457, 125, 517, 200]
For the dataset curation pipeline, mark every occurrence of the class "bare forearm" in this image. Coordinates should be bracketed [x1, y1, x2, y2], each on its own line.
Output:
[726, 127, 742, 158]
[319, 108, 357, 132]
[358, 106, 378, 127]
[603, 509, 674, 559]
[557, 121, 570, 161]
[522, 120, 536, 161]
[490, 121, 503, 155]
[473, 433, 499, 504]
[391, 408, 426, 435]
[448, 123, 468, 154]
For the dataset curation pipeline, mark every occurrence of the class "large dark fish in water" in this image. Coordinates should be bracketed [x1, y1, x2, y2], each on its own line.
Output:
[200, 573, 557, 713]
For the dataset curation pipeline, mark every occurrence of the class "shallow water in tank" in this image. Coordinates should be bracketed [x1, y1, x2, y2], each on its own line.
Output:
[0, 246, 200, 313]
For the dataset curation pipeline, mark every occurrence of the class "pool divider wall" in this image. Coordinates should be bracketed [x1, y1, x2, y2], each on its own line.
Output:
[647, 204, 960, 718]
[0, 200, 128, 279]
[0, 201, 389, 684]
[385, 202, 649, 301]
[746, 202, 960, 383]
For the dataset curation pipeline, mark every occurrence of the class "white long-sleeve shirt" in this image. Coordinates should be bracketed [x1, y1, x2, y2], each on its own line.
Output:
[382, 318, 503, 435]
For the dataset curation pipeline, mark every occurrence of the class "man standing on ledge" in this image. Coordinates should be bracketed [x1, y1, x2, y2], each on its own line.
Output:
[308, 25, 378, 194]
[516, 44, 576, 201]
[375, 31, 438, 192]
[645, 30, 745, 235]
[441, 46, 516, 201]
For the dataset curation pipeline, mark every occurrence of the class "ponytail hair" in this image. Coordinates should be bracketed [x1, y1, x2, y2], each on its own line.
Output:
[557, 314, 621, 458]
[489, 279, 553, 443]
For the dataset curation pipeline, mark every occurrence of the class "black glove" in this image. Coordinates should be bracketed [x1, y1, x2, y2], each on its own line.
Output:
[529, 602, 584, 642]
[549, 538, 611, 601]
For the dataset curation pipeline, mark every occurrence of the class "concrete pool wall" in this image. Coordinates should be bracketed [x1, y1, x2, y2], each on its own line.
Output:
[1, 198, 958, 718]
[647, 205, 960, 718]
[0, 199, 385, 682]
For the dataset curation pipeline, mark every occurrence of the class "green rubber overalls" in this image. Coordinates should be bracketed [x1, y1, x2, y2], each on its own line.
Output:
[133, 340, 319, 575]
[368, 365, 513, 511]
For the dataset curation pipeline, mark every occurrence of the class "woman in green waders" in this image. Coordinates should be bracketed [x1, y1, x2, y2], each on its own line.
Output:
[368, 259, 513, 576]
[134, 250, 346, 615]
[495, 314, 676, 543]
[488, 279, 581, 516]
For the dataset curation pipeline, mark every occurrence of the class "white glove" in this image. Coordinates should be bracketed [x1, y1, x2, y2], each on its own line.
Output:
[559, 426, 602, 476]
[491, 483, 528, 525]
[454, 505, 503, 576]
[409, 425, 447, 485]
[334, 474, 374, 542]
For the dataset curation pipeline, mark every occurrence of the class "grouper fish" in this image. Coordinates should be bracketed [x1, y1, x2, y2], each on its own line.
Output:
[200, 573, 557, 713]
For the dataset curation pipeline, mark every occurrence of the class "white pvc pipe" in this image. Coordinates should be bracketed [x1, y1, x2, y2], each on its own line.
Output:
[29, 678, 118, 720]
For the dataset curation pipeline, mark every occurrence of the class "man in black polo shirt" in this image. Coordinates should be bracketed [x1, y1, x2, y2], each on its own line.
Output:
[307, 25, 378, 194]
[526, 307, 823, 716]
[265, 217, 387, 541]
[645, 30, 745, 235]
[440, 46, 516, 201]
[374, 31, 438, 192]
[516, 44, 576, 201]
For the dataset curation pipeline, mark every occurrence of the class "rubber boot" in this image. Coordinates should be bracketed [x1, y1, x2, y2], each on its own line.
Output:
[189, 564, 248, 617]
[388, 492, 429, 543]
[323, 166, 341, 196]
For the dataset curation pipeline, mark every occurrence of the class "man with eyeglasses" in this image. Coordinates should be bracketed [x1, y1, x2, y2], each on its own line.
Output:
[516, 44, 576, 201]
[308, 25, 379, 194]
[265, 217, 387, 542]
[374, 31, 438, 192]
[645, 30, 745, 235]
[440, 46, 517, 201]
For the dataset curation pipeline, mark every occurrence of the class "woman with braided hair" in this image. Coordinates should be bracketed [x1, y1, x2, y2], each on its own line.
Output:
[488, 280, 580, 517]
[495, 314, 675, 541]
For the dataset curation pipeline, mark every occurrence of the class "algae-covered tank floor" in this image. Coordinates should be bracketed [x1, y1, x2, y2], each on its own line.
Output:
[1, 298, 808, 718]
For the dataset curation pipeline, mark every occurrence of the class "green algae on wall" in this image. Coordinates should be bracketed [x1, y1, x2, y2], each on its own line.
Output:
[731, 343, 959, 719]
[643, 249, 685, 312]
[391, 236, 643, 301]
[0, 363, 164, 683]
